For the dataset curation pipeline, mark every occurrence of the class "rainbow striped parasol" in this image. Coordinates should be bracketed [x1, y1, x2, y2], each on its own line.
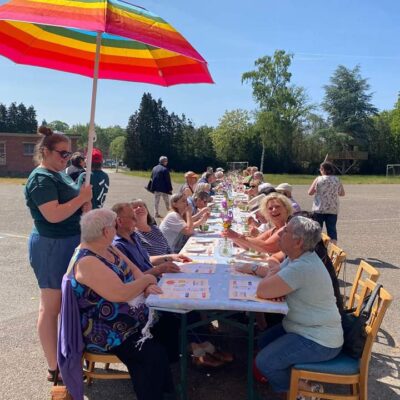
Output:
[0, 0, 213, 179]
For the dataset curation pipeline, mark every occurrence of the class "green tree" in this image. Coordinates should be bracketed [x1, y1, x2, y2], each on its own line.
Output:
[48, 120, 70, 132]
[125, 93, 172, 170]
[242, 50, 311, 172]
[6, 102, 18, 133]
[322, 65, 377, 139]
[0, 103, 7, 132]
[110, 136, 126, 172]
[211, 109, 255, 162]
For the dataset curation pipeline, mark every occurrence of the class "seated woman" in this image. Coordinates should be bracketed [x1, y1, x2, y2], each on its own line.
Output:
[255, 216, 343, 396]
[187, 191, 211, 221]
[160, 192, 208, 253]
[71, 208, 174, 400]
[116, 200, 231, 367]
[222, 193, 293, 264]
[112, 202, 188, 276]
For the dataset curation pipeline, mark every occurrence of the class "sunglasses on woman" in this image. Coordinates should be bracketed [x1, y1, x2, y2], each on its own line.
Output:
[54, 150, 72, 159]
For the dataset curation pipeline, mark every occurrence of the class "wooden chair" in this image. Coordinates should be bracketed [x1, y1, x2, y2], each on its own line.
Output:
[288, 279, 393, 400]
[346, 261, 380, 316]
[327, 243, 347, 276]
[321, 232, 331, 248]
[82, 351, 130, 385]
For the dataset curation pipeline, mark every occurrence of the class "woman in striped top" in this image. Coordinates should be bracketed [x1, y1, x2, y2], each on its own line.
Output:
[130, 199, 174, 257]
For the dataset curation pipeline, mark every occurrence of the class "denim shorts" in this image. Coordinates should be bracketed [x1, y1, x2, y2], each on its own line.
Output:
[28, 233, 80, 289]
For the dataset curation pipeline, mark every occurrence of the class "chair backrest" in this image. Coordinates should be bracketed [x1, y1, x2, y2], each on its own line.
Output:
[347, 260, 380, 316]
[359, 279, 392, 380]
[327, 243, 346, 276]
[321, 232, 331, 248]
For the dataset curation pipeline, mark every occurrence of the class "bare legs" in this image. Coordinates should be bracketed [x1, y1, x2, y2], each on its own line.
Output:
[37, 288, 61, 370]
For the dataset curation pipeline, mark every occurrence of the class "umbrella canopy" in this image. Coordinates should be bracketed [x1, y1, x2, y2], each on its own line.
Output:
[0, 0, 213, 85]
[0, 0, 213, 179]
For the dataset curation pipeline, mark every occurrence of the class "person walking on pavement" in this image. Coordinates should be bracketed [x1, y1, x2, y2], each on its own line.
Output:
[150, 156, 173, 218]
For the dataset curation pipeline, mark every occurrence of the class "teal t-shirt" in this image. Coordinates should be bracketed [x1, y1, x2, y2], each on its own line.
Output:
[77, 170, 109, 209]
[25, 168, 82, 238]
[278, 251, 343, 348]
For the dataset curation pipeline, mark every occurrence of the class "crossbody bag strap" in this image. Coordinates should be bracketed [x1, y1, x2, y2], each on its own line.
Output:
[360, 283, 383, 318]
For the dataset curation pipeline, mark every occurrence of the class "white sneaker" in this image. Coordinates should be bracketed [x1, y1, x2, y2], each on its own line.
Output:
[311, 383, 324, 400]
[296, 383, 324, 400]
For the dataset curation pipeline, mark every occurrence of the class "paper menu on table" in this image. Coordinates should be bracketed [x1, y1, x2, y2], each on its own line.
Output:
[229, 280, 267, 302]
[160, 278, 210, 299]
[179, 263, 216, 274]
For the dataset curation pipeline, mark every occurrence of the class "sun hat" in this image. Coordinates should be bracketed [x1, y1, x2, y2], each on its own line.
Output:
[258, 182, 274, 194]
[275, 183, 292, 193]
[91, 148, 103, 163]
[185, 171, 198, 179]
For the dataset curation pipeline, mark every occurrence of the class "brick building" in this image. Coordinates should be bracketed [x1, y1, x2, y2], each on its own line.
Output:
[0, 132, 80, 177]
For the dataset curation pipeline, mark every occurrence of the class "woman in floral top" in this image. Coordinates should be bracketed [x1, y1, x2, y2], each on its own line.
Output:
[308, 161, 345, 243]
[72, 208, 174, 400]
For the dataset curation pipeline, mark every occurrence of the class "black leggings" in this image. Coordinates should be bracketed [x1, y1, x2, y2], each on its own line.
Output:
[112, 334, 174, 400]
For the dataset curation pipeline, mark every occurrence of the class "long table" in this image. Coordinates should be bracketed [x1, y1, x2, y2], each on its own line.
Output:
[147, 222, 288, 399]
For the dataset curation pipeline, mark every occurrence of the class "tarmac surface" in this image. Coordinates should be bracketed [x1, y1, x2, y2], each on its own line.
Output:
[0, 171, 399, 400]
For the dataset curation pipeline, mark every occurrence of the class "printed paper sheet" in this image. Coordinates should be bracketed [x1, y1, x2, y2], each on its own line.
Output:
[160, 278, 210, 300]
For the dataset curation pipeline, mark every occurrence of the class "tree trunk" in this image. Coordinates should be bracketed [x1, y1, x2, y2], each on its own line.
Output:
[260, 144, 265, 173]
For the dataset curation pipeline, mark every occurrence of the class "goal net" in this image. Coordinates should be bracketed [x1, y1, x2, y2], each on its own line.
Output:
[227, 161, 249, 171]
[386, 164, 400, 177]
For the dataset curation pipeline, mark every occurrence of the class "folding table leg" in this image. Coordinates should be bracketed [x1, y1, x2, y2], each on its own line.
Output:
[179, 313, 188, 400]
[247, 312, 255, 400]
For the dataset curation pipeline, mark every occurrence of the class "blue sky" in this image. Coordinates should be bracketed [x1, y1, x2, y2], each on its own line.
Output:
[1, 0, 400, 129]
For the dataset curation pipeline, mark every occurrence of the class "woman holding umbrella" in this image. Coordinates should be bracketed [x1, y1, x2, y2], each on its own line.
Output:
[24, 126, 92, 381]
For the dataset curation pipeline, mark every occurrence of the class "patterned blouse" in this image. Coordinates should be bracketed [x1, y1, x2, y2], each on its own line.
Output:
[71, 248, 149, 353]
[136, 225, 172, 256]
[311, 175, 343, 214]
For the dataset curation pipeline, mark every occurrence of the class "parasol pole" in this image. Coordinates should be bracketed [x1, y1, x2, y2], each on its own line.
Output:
[85, 31, 102, 186]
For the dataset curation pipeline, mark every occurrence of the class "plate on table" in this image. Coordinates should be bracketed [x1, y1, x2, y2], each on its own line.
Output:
[194, 238, 214, 244]
[185, 246, 207, 253]
[196, 229, 215, 234]
[240, 251, 267, 260]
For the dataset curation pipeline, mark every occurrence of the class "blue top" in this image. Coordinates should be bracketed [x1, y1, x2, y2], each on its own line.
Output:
[113, 233, 153, 273]
[150, 164, 172, 194]
[278, 251, 343, 348]
[71, 247, 149, 352]
[136, 225, 172, 256]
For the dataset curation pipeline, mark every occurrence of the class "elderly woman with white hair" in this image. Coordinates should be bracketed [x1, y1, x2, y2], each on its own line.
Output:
[71, 208, 175, 400]
[255, 216, 343, 397]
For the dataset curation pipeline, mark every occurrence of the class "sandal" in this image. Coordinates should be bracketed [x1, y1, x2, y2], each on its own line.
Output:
[192, 353, 225, 369]
[47, 369, 63, 383]
[209, 349, 234, 363]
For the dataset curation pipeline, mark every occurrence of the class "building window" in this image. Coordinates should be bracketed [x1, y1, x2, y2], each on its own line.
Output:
[0, 142, 5, 166]
[23, 143, 35, 156]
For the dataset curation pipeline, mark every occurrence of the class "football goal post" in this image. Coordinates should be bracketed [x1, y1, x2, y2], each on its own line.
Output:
[227, 161, 249, 171]
[386, 164, 400, 177]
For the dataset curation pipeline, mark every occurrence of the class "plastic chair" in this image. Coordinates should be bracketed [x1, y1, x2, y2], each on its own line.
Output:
[288, 279, 392, 400]
[346, 261, 380, 316]
[328, 243, 347, 276]
[82, 351, 130, 385]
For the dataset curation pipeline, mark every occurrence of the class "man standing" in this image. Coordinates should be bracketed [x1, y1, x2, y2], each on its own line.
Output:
[150, 156, 173, 218]
[77, 148, 109, 209]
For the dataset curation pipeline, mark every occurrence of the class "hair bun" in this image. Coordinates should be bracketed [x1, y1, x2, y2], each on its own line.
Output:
[38, 126, 53, 136]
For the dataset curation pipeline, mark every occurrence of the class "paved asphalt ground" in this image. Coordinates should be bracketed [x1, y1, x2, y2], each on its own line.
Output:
[0, 171, 398, 400]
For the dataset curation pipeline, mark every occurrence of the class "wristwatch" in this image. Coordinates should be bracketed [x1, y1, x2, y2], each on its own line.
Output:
[251, 264, 259, 275]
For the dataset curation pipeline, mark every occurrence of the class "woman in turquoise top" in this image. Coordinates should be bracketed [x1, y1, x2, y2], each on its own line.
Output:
[73, 208, 174, 400]
[24, 126, 92, 382]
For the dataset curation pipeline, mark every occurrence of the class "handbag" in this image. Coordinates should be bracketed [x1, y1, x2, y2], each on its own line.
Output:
[145, 178, 154, 193]
[341, 283, 382, 359]
[50, 369, 72, 400]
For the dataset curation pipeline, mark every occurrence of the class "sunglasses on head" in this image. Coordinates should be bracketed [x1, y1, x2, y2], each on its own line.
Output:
[54, 150, 72, 159]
